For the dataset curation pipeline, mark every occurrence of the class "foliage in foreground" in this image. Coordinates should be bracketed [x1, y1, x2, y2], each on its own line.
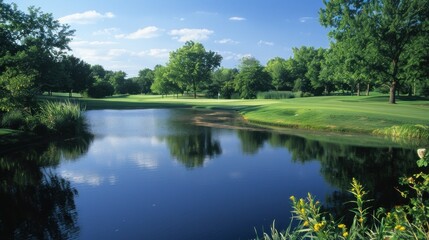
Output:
[256, 148, 429, 240]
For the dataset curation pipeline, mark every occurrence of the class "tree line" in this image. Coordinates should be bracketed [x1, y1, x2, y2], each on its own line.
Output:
[1, 0, 428, 111]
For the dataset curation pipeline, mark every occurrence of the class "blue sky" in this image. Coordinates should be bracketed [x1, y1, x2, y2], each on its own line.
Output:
[8, 0, 330, 77]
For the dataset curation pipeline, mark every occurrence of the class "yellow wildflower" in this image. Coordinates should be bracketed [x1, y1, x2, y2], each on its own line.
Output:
[314, 224, 320, 232]
[399, 226, 406, 231]
[394, 225, 402, 230]
[358, 217, 364, 223]
[289, 195, 295, 202]
[313, 222, 324, 232]
[343, 231, 349, 237]
[303, 221, 309, 227]
[338, 224, 346, 229]
[300, 208, 305, 215]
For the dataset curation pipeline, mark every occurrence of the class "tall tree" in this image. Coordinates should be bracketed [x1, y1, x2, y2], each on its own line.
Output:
[265, 57, 294, 91]
[320, 0, 429, 103]
[234, 57, 272, 99]
[108, 71, 127, 94]
[61, 55, 94, 95]
[290, 46, 318, 94]
[151, 65, 181, 97]
[168, 41, 222, 98]
[135, 68, 154, 94]
[0, 1, 74, 111]
[207, 67, 238, 99]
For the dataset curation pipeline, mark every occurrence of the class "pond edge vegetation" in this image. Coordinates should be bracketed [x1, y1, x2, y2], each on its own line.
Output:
[255, 149, 429, 240]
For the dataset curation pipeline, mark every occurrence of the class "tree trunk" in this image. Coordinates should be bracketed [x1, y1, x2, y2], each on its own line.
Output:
[389, 80, 397, 104]
[366, 83, 370, 96]
[193, 85, 197, 99]
[356, 83, 360, 96]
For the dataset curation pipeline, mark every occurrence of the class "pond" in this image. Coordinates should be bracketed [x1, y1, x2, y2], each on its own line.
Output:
[0, 109, 420, 240]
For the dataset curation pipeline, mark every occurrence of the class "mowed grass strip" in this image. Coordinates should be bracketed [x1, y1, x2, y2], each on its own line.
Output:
[42, 94, 429, 134]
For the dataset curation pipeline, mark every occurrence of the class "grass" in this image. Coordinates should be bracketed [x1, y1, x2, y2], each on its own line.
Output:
[37, 93, 429, 140]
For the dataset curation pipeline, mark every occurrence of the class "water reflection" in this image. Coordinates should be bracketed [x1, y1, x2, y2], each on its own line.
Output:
[0, 134, 93, 239]
[160, 126, 222, 168]
[0, 109, 423, 239]
[234, 129, 418, 217]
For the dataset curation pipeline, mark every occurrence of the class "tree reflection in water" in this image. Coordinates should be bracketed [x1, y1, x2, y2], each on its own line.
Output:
[234, 129, 418, 219]
[161, 126, 222, 168]
[0, 133, 93, 239]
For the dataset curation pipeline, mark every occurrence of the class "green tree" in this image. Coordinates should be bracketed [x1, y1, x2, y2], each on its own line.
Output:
[320, 0, 429, 103]
[207, 67, 238, 98]
[151, 65, 181, 97]
[0, 1, 74, 111]
[168, 41, 222, 98]
[108, 71, 127, 94]
[306, 48, 330, 95]
[61, 55, 94, 96]
[90, 65, 106, 81]
[265, 57, 294, 91]
[234, 57, 272, 99]
[290, 47, 318, 94]
[135, 68, 154, 94]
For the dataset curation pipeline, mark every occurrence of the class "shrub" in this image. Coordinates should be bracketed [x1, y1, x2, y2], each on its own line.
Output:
[38, 100, 88, 136]
[87, 81, 114, 98]
[257, 91, 296, 99]
[1, 110, 27, 130]
[300, 92, 314, 97]
[373, 124, 429, 139]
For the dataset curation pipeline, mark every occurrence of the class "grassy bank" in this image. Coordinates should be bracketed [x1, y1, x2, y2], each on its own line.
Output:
[39, 94, 429, 136]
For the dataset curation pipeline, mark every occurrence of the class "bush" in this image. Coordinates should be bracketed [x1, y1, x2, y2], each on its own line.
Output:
[373, 124, 429, 139]
[300, 92, 314, 97]
[1, 110, 27, 130]
[257, 91, 296, 99]
[38, 100, 88, 136]
[87, 81, 114, 98]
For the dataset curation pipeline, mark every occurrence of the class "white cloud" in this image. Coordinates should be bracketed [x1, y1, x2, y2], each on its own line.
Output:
[70, 40, 118, 47]
[299, 17, 315, 23]
[115, 26, 161, 39]
[136, 49, 170, 59]
[58, 10, 115, 24]
[108, 48, 131, 57]
[229, 16, 246, 21]
[93, 27, 120, 36]
[218, 51, 252, 61]
[258, 40, 274, 46]
[169, 28, 214, 42]
[215, 38, 239, 44]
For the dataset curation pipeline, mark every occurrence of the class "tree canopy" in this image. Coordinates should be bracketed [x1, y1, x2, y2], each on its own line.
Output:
[168, 41, 222, 98]
[320, 0, 429, 103]
[0, 1, 74, 111]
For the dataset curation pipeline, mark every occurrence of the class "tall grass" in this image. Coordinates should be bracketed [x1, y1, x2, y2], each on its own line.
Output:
[257, 91, 296, 99]
[373, 124, 429, 140]
[38, 100, 88, 136]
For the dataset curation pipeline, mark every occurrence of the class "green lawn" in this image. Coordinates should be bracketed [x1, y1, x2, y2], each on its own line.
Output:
[40, 94, 429, 134]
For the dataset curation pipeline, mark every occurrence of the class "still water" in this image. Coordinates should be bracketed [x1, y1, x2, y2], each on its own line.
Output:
[0, 109, 419, 239]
